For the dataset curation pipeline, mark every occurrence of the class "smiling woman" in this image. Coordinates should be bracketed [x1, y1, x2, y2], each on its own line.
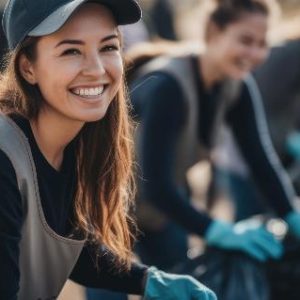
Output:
[0, 0, 216, 300]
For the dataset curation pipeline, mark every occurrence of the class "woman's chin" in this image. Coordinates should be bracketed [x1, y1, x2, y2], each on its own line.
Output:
[68, 111, 109, 124]
[227, 69, 249, 81]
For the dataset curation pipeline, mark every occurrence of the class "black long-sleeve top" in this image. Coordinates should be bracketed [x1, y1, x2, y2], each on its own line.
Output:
[253, 39, 300, 158]
[130, 55, 295, 236]
[0, 115, 147, 299]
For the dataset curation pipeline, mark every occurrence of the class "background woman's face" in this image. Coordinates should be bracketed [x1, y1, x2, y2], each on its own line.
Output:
[21, 3, 123, 125]
[208, 12, 268, 80]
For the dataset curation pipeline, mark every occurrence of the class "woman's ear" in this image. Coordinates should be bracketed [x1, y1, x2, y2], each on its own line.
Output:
[18, 54, 37, 84]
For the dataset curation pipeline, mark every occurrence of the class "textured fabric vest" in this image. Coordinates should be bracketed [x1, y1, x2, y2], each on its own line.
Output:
[134, 55, 240, 227]
[0, 114, 85, 300]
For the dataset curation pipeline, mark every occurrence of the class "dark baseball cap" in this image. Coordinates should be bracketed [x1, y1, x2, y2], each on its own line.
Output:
[3, 0, 142, 50]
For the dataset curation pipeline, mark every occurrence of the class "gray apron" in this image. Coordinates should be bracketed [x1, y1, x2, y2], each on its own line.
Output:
[0, 114, 85, 300]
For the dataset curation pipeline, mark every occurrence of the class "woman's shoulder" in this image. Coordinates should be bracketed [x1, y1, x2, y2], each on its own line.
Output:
[130, 71, 186, 116]
[0, 114, 36, 178]
[0, 148, 18, 184]
[0, 113, 30, 137]
[131, 69, 184, 101]
[0, 118, 24, 187]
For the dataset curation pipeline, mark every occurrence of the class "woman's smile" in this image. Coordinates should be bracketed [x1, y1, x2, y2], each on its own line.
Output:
[69, 84, 109, 103]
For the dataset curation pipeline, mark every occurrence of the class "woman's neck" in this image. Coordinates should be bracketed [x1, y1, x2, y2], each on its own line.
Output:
[199, 51, 224, 90]
[30, 112, 83, 171]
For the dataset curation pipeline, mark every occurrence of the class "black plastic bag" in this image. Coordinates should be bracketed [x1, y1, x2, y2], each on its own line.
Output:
[171, 247, 269, 300]
[267, 235, 300, 300]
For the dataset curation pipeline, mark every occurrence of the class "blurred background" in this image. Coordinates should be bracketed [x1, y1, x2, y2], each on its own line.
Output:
[1, 0, 300, 299]
[125, 0, 300, 45]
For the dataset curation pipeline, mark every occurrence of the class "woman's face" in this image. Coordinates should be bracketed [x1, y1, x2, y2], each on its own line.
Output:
[207, 12, 268, 80]
[20, 3, 123, 125]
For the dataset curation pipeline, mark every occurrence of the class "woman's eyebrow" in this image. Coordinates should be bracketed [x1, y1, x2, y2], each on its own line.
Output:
[55, 40, 84, 47]
[101, 34, 119, 42]
[55, 34, 119, 48]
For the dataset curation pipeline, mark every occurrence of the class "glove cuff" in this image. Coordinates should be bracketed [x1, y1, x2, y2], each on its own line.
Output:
[144, 267, 162, 299]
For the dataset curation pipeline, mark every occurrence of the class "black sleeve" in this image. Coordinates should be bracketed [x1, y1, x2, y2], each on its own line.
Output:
[69, 245, 147, 295]
[226, 76, 295, 217]
[0, 150, 23, 300]
[131, 72, 212, 236]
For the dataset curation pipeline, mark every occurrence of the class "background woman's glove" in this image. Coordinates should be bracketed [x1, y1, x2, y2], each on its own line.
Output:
[285, 211, 300, 238]
[144, 266, 217, 300]
[286, 131, 300, 160]
[205, 219, 283, 262]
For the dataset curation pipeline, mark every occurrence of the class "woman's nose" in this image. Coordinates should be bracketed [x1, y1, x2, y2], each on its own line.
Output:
[82, 53, 106, 77]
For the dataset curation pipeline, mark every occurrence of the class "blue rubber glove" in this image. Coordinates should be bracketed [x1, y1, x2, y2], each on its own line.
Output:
[286, 131, 300, 160]
[144, 267, 217, 300]
[285, 211, 300, 238]
[205, 219, 283, 262]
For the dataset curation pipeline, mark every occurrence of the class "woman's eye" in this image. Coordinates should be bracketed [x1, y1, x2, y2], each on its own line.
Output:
[101, 45, 119, 52]
[239, 36, 253, 46]
[61, 48, 81, 56]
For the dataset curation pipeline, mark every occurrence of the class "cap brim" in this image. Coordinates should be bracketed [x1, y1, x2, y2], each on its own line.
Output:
[29, 0, 141, 37]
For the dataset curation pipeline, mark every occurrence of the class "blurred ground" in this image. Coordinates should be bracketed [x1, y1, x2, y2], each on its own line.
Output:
[58, 281, 141, 300]
[59, 281, 85, 300]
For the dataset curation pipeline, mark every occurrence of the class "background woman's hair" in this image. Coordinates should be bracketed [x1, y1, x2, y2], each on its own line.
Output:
[210, 0, 269, 30]
[0, 37, 136, 269]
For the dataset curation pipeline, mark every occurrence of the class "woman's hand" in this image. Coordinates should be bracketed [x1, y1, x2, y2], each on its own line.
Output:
[205, 219, 283, 262]
[144, 267, 217, 300]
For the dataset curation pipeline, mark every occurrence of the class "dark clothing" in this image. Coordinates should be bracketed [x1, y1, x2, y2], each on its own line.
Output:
[131, 55, 294, 240]
[213, 168, 267, 221]
[254, 39, 300, 161]
[0, 115, 146, 299]
[150, 0, 176, 40]
[135, 221, 188, 270]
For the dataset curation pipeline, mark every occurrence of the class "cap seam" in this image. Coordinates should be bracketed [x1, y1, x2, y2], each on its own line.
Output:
[2, 0, 13, 34]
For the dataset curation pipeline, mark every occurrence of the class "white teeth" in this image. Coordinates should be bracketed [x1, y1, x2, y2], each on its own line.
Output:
[72, 86, 105, 97]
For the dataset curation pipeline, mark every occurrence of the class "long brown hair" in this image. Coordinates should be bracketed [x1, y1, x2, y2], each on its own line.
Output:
[0, 37, 136, 269]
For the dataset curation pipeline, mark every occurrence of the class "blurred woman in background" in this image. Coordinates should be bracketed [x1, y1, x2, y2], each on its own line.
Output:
[129, 0, 300, 271]
[212, 37, 300, 222]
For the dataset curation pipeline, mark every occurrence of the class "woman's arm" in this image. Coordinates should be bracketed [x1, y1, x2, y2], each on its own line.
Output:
[0, 150, 23, 299]
[70, 244, 217, 299]
[131, 72, 212, 235]
[227, 76, 296, 217]
[69, 245, 147, 294]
